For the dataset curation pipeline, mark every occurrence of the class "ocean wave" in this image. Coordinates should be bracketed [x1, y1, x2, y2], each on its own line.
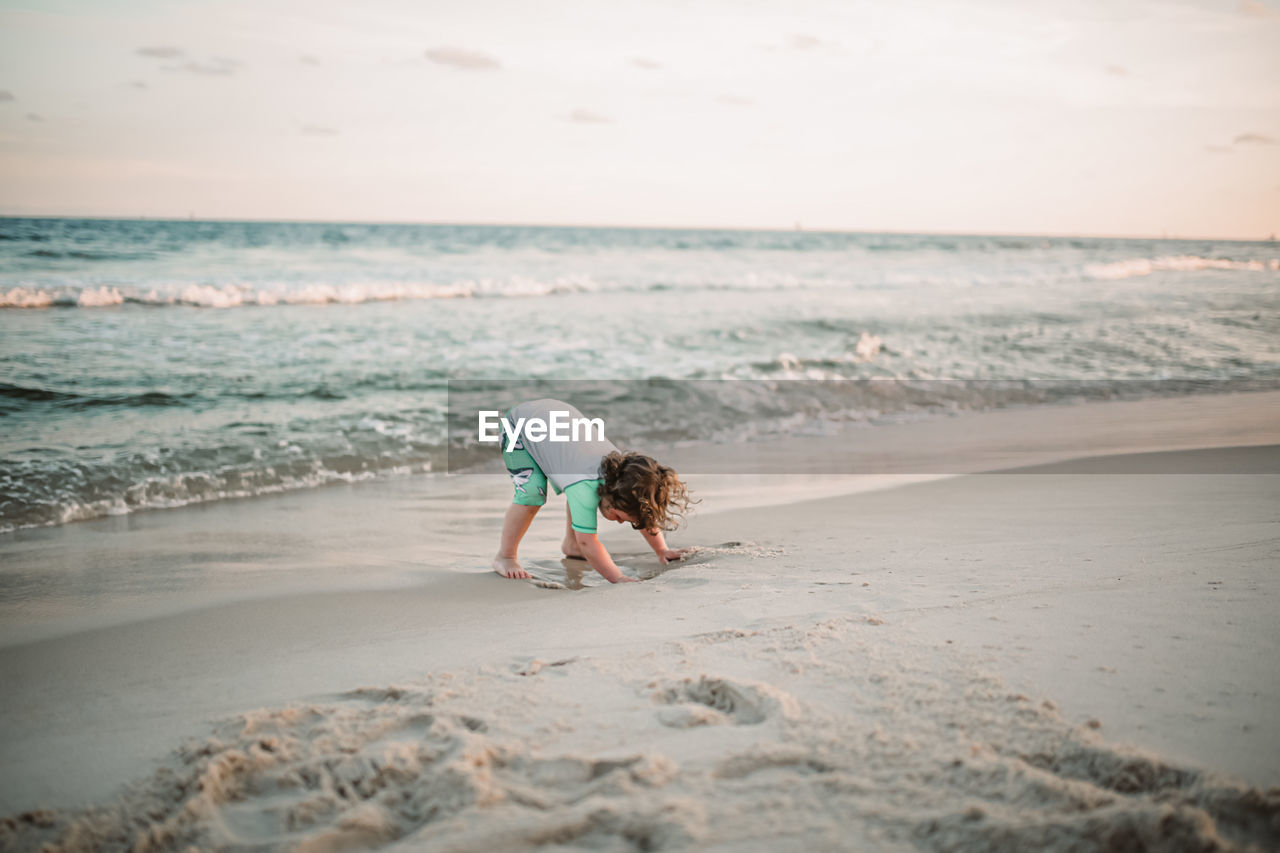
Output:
[6, 254, 1277, 310]
[0, 383, 196, 411]
[22, 248, 154, 261]
[0, 454, 434, 535]
[7, 377, 1277, 533]
[0, 378, 454, 413]
[743, 336, 889, 380]
[0, 276, 599, 309]
[1086, 255, 1279, 280]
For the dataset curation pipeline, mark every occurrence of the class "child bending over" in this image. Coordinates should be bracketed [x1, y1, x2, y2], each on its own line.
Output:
[492, 398, 693, 584]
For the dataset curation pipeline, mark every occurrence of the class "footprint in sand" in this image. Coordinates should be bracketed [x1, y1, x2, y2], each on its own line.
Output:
[650, 675, 799, 727]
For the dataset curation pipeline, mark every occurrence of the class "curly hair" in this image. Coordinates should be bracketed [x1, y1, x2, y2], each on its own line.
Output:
[597, 451, 695, 532]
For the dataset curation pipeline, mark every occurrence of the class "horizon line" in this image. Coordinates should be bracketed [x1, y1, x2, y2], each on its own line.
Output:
[0, 212, 1275, 244]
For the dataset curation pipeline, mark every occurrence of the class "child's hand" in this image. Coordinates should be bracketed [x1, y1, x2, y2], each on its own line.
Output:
[658, 548, 692, 565]
[609, 573, 639, 583]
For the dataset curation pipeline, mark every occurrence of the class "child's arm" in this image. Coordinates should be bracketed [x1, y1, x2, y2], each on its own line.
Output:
[573, 532, 638, 583]
[640, 527, 692, 565]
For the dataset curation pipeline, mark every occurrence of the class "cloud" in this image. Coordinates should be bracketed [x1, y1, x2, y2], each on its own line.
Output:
[425, 47, 500, 70]
[0, 90, 13, 102]
[1234, 133, 1277, 144]
[164, 57, 241, 76]
[630, 57, 661, 70]
[715, 94, 754, 106]
[1105, 64, 1128, 76]
[300, 55, 321, 66]
[1205, 144, 1234, 154]
[300, 124, 338, 136]
[1238, 0, 1279, 17]
[136, 46, 184, 59]
[568, 109, 612, 124]
[759, 33, 835, 52]
[789, 34, 825, 50]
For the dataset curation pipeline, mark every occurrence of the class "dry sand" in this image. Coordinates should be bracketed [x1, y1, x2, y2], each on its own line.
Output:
[1, 392, 1279, 851]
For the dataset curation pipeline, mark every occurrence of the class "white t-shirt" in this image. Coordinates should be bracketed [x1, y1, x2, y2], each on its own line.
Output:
[505, 398, 618, 493]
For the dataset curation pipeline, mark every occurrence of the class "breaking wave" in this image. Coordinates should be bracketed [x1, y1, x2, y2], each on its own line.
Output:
[1086, 255, 1279, 280]
[0, 277, 598, 309]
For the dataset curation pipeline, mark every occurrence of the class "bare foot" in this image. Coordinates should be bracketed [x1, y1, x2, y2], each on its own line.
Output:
[492, 556, 531, 579]
[561, 536, 586, 560]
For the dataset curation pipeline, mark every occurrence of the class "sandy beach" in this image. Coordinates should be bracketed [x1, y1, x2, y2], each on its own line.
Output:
[1, 391, 1278, 851]
[5, 1, 1279, 847]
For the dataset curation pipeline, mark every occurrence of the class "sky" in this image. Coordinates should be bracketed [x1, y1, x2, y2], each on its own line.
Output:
[0, 0, 1277, 238]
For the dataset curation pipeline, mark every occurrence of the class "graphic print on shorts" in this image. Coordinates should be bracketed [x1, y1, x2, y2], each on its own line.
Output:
[508, 467, 534, 495]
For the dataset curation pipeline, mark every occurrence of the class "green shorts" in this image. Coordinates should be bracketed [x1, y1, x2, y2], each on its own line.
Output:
[503, 442, 602, 534]
[503, 441, 548, 507]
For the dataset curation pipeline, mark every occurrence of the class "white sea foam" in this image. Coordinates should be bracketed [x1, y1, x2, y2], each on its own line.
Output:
[0, 277, 598, 309]
[0, 463, 421, 536]
[76, 286, 125, 307]
[853, 331, 882, 361]
[1086, 255, 1276, 280]
[4, 254, 1278, 309]
[1, 286, 55, 307]
[178, 284, 244, 308]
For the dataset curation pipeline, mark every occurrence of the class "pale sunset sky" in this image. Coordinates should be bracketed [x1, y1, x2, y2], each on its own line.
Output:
[0, 0, 1277, 238]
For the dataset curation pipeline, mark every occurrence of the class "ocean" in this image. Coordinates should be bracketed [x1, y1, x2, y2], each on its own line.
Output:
[2, 217, 1278, 534]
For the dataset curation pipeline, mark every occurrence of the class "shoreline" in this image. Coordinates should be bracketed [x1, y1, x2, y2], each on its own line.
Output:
[3, 389, 1278, 649]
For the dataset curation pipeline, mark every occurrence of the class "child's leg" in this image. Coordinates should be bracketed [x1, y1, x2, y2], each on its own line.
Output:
[562, 503, 585, 559]
[494, 438, 549, 579]
[493, 503, 539, 579]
